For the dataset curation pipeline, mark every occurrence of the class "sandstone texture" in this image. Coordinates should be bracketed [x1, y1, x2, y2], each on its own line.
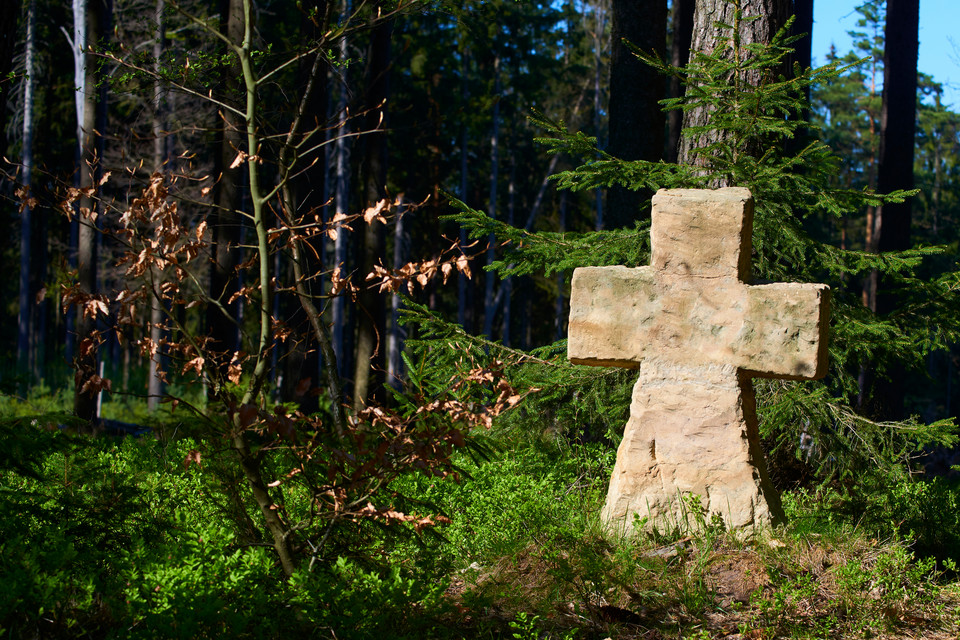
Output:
[567, 187, 830, 533]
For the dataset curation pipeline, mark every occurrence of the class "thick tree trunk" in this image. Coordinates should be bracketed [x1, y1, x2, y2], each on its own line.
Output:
[786, 0, 814, 156]
[789, 0, 813, 98]
[667, 0, 695, 163]
[863, 0, 919, 420]
[353, 14, 392, 411]
[678, 0, 789, 174]
[605, 0, 666, 228]
[592, 0, 605, 229]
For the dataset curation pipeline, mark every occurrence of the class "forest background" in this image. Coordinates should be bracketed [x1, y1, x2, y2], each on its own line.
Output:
[2, 0, 960, 638]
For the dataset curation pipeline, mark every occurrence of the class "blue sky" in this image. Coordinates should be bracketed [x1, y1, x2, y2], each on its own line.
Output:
[811, 0, 959, 107]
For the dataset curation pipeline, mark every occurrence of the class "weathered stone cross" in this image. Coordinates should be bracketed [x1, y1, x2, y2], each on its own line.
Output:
[568, 188, 830, 531]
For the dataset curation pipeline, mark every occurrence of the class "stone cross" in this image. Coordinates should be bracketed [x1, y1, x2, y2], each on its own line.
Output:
[567, 188, 830, 531]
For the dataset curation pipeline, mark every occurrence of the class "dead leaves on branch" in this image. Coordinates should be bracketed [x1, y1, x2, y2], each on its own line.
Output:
[116, 173, 206, 279]
[56, 169, 513, 541]
[366, 237, 478, 295]
[212, 358, 526, 535]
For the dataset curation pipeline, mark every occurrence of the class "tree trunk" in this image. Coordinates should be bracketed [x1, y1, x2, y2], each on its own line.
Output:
[667, 0, 695, 163]
[678, 0, 789, 173]
[592, 0, 605, 229]
[605, 0, 666, 228]
[281, 0, 329, 412]
[207, 0, 245, 376]
[865, 0, 920, 420]
[387, 198, 405, 392]
[73, 0, 110, 425]
[457, 47, 471, 331]
[17, 0, 36, 386]
[148, 0, 167, 412]
[482, 56, 501, 339]
[785, 0, 814, 158]
[789, 0, 813, 102]
[332, 9, 351, 380]
[353, 14, 392, 411]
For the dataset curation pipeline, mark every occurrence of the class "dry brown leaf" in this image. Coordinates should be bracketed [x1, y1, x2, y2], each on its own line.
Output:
[229, 150, 247, 169]
[182, 356, 204, 377]
[363, 199, 389, 224]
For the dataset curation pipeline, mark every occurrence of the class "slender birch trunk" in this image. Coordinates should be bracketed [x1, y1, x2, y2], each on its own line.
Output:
[332, 12, 351, 378]
[387, 198, 405, 391]
[148, 0, 166, 411]
[73, 0, 106, 424]
[17, 0, 37, 385]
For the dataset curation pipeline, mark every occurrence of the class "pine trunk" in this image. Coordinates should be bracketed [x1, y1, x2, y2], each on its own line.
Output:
[17, 0, 36, 386]
[678, 0, 789, 175]
[332, 10, 351, 379]
[592, 0, 605, 229]
[605, 0, 666, 228]
[667, 0, 694, 163]
[458, 47, 471, 331]
[353, 14, 392, 411]
[866, 0, 920, 420]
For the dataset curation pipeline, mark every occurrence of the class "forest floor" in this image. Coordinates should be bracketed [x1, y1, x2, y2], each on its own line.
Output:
[438, 533, 960, 639]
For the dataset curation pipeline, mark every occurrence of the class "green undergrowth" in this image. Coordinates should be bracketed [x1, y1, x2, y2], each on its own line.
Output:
[0, 416, 959, 639]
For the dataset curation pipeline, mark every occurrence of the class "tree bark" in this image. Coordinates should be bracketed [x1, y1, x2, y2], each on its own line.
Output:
[17, 0, 36, 386]
[786, 0, 814, 154]
[332, 8, 351, 380]
[148, 0, 167, 412]
[281, 0, 330, 412]
[667, 0, 695, 163]
[482, 56, 501, 339]
[457, 47, 471, 331]
[387, 198, 405, 392]
[605, 0, 666, 228]
[73, 0, 110, 425]
[865, 0, 920, 420]
[353, 14, 392, 411]
[592, 0, 605, 229]
[207, 0, 245, 374]
[678, 0, 789, 173]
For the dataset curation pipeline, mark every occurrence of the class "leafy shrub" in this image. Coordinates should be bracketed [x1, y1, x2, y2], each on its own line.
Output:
[287, 556, 449, 640]
[117, 513, 279, 639]
[397, 440, 613, 564]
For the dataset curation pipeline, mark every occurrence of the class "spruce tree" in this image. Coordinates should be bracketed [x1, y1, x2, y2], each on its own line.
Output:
[415, 8, 958, 494]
